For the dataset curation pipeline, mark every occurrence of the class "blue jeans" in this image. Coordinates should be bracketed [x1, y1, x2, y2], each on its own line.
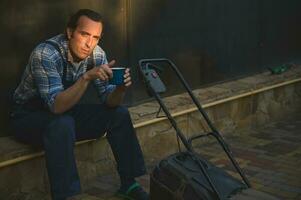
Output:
[11, 104, 146, 200]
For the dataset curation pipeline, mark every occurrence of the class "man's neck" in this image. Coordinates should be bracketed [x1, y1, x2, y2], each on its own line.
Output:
[67, 50, 82, 64]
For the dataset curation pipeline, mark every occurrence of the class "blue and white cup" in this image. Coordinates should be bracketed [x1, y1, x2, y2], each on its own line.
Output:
[109, 67, 126, 85]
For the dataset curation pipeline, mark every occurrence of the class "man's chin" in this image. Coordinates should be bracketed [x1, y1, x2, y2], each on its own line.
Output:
[81, 52, 90, 59]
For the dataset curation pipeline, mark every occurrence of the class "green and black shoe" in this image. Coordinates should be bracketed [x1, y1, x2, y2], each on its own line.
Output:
[116, 182, 149, 200]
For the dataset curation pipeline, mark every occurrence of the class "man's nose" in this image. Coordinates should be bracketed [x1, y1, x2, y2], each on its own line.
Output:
[85, 37, 93, 48]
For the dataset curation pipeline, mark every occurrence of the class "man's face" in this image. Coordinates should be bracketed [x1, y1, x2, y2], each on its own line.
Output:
[67, 16, 103, 62]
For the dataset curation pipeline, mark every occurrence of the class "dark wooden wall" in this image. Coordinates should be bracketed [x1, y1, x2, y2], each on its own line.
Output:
[1, 0, 301, 136]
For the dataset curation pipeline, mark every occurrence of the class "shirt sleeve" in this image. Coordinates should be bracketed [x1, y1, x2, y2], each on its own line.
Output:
[93, 46, 116, 103]
[31, 44, 64, 111]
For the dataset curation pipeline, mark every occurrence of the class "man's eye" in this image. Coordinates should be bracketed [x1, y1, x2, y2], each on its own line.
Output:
[81, 32, 88, 37]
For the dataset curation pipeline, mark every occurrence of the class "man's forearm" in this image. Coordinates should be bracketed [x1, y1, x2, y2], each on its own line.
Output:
[52, 76, 90, 114]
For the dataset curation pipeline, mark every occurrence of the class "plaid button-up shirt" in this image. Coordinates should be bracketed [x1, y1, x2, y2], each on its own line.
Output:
[13, 34, 115, 111]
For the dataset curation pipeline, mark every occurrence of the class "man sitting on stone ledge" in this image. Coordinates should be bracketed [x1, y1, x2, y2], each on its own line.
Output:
[10, 9, 148, 200]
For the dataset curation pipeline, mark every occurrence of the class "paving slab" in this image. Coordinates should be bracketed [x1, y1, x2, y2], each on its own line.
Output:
[194, 110, 301, 200]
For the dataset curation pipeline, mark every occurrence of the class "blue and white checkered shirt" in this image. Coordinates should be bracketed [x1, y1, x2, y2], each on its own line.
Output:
[13, 34, 115, 111]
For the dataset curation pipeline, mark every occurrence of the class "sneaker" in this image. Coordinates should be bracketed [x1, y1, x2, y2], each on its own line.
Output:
[116, 182, 149, 200]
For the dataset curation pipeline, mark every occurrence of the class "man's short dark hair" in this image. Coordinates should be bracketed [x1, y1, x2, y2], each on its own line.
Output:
[67, 9, 103, 30]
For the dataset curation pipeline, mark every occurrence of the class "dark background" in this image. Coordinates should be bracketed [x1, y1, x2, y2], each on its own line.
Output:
[1, 0, 301, 136]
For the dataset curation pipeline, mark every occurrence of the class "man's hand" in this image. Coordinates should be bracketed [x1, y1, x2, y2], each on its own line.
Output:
[123, 68, 132, 87]
[116, 68, 132, 91]
[83, 60, 115, 81]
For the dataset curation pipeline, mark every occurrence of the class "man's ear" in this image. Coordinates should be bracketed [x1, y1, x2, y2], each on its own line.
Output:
[66, 28, 73, 40]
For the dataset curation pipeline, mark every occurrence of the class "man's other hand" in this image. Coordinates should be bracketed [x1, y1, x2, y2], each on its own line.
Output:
[83, 60, 115, 81]
[116, 68, 132, 91]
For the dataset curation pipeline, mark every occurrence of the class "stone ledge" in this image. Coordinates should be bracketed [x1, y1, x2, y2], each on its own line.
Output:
[129, 65, 301, 125]
[0, 138, 95, 168]
[1, 65, 301, 168]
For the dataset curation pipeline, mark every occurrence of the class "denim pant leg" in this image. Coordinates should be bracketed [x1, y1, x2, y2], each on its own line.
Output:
[71, 104, 146, 179]
[43, 115, 81, 200]
[11, 111, 81, 200]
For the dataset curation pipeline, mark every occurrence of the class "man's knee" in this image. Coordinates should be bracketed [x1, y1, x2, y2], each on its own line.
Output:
[112, 106, 131, 121]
